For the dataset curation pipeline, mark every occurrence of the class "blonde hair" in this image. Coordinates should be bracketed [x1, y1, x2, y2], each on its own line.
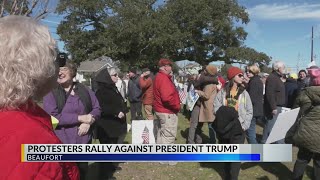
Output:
[248, 65, 260, 75]
[0, 15, 57, 109]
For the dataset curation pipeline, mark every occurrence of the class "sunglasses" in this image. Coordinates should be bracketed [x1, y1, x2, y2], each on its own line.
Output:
[237, 74, 244, 78]
[111, 73, 118, 77]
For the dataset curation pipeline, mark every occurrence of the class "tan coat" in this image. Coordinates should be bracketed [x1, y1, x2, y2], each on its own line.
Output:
[197, 84, 217, 123]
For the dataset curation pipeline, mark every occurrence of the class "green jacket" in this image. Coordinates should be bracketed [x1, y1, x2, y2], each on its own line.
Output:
[293, 86, 320, 153]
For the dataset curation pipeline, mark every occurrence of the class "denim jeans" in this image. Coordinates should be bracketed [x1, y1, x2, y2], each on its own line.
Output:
[208, 122, 217, 144]
[246, 116, 259, 144]
[261, 113, 284, 144]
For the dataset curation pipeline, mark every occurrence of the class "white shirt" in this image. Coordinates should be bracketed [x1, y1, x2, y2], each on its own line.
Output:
[115, 80, 122, 92]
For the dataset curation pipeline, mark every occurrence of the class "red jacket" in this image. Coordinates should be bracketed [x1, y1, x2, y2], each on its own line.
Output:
[153, 71, 180, 114]
[139, 76, 154, 105]
[0, 101, 79, 180]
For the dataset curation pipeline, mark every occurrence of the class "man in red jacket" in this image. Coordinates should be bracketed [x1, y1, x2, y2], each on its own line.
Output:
[153, 59, 180, 151]
[140, 68, 154, 120]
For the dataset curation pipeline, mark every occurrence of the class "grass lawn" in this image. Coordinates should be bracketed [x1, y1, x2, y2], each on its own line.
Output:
[37, 101, 312, 179]
[111, 112, 313, 180]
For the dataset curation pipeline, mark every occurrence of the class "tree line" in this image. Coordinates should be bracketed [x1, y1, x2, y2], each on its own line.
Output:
[1, 0, 272, 71]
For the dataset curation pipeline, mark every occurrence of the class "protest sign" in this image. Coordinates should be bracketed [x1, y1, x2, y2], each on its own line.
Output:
[266, 107, 300, 144]
[186, 84, 199, 111]
[177, 84, 188, 104]
[132, 120, 156, 144]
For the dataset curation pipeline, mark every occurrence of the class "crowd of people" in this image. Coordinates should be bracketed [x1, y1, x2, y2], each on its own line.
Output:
[1, 15, 320, 180]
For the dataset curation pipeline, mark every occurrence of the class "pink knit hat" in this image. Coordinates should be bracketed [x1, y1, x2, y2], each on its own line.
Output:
[307, 66, 320, 86]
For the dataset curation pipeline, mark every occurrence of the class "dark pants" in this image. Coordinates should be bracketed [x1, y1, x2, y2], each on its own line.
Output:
[188, 105, 203, 144]
[208, 122, 217, 144]
[77, 162, 88, 180]
[130, 101, 142, 121]
[218, 133, 245, 180]
[76, 138, 92, 180]
[98, 126, 127, 179]
[293, 148, 320, 180]
[246, 116, 261, 144]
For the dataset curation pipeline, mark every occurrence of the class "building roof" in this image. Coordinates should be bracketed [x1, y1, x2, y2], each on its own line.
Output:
[77, 56, 116, 73]
[184, 63, 201, 69]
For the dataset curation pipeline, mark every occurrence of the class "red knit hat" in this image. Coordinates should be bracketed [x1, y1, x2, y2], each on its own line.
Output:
[158, 58, 173, 67]
[227, 66, 243, 80]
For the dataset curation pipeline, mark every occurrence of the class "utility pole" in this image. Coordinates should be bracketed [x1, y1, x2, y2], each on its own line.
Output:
[311, 26, 314, 62]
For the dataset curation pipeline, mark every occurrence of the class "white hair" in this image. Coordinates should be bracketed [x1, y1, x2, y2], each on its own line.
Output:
[0, 15, 57, 110]
[272, 61, 285, 71]
[107, 67, 118, 76]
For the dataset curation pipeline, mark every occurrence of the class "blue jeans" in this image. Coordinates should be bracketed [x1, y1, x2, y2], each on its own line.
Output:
[261, 114, 284, 144]
[208, 122, 216, 144]
[246, 116, 259, 144]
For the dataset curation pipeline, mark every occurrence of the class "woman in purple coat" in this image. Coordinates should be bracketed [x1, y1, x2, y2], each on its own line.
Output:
[43, 61, 101, 180]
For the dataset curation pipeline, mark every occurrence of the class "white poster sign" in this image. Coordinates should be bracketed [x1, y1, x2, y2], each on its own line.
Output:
[266, 107, 300, 144]
[186, 84, 200, 111]
[132, 120, 156, 144]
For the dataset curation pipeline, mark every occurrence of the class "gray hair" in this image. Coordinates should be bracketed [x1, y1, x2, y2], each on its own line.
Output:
[0, 16, 57, 109]
[272, 61, 285, 71]
[64, 62, 78, 78]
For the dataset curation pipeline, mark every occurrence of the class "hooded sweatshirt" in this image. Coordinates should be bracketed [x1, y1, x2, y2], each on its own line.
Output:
[94, 68, 127, 137]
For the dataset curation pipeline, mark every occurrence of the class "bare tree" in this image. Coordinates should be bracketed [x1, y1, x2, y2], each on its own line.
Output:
[0, 0, 6, 17]
[0, 0, 51, 19]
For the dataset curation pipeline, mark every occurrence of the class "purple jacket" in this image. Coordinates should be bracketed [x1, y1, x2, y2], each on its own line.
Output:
[43, 88, 101, 144]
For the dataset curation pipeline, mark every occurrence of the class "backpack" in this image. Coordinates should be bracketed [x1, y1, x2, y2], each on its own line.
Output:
[52, 82, 92, 114]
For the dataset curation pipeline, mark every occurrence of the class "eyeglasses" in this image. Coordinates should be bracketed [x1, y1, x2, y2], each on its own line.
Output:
[59, 67, 69, 72]
[237, 74, 244, 78]
[111, 73, 118, 77]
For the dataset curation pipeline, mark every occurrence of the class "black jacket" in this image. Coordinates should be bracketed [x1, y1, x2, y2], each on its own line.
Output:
[264, 71, 286, 119]
[247, 75, 264, 117]
[128, 75, 142, 103]
[95, 68, 127, 137]
[285, 78, 299, 108]
[214, 106, 243, 140]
